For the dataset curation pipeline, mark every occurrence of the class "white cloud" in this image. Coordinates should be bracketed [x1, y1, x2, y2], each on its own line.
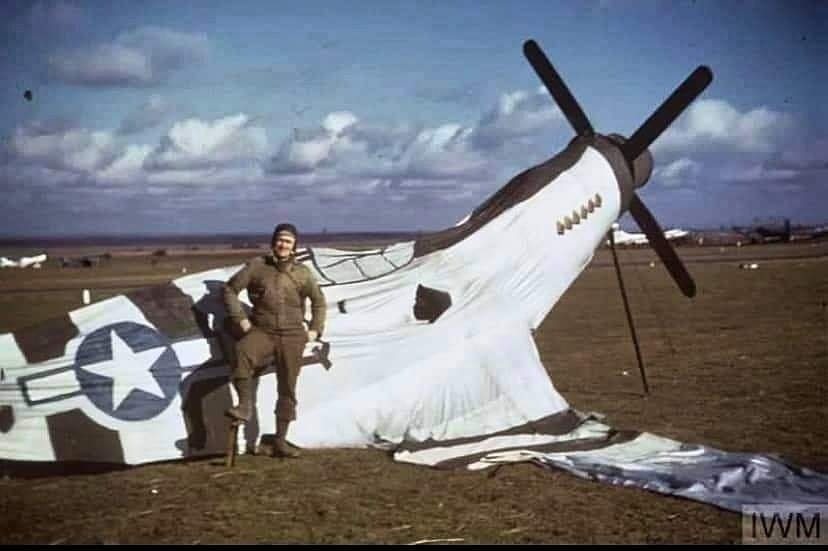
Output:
[3, 114, 270, 189]
[50, 44, 153, 86]
[399, 125, 487, 180]
[322, 111, 358, 135]
[265, 113, 485, 205]
[269, 113, 489, 183]
[721, 163, 800, 183]
[653, 157, 701, 187]
[268, 111, 361, 174]
[49, 26, 208, 87]
[309, 176, 382, 200]
[5, 83, 816, 231]
[265, 87, 566, 201]
[101, 145, 268, 187]
[0, 162, 84, 188]
[269, 132, 336, 174]
[652, 99, 793, 156]
[117, 26, 209, 73]
[144, 114, 268, 170]
[766, 139, 828, 172]
[644, 102, 823, 189]
[146, 165, 265, 186]
[97, 144, 152, 183]
[9, 123, 118, 173]
[471, 86, 565, 150]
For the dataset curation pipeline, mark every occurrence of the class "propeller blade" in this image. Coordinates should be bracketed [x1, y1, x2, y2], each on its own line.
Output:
[628, 194, 696, 298]
[620, 66, 713, 164]
[608, 228, 650, 395]
[523, 39, 594, 137]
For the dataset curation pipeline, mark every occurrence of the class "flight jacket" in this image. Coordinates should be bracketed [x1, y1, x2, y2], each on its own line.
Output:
[223, 254, 326, 336]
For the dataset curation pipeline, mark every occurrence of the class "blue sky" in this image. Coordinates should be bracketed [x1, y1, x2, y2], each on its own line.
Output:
[0, 0, 825, 235]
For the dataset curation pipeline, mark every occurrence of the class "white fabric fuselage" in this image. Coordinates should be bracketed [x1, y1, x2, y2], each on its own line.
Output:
[0, 145, 621, 464]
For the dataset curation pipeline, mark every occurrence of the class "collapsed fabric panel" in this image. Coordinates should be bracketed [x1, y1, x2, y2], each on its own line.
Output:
[473, 430, 828, 514]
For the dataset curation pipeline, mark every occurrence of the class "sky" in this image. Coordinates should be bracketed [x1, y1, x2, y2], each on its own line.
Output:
[0, 0, 825, 236]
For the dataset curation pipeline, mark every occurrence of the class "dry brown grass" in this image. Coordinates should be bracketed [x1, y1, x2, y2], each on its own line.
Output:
[0, 241, 826, 543]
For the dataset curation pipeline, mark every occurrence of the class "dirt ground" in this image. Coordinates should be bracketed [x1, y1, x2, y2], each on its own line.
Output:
[0, 240, 826, 544]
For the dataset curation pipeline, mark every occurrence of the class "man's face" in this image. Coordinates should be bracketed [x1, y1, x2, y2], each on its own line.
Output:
[272, 233, 296, 259]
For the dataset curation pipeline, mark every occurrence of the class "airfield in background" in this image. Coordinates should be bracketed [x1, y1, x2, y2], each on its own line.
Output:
[1, 220, 827, 267]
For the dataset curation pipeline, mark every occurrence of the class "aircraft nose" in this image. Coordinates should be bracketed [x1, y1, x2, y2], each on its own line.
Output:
[631, 146, 654, 190]
[607, 133, 653, 190]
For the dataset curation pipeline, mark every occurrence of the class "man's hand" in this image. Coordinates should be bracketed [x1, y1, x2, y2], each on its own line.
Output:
[307, 330, 318, 342]
[239, 318, 252, 333]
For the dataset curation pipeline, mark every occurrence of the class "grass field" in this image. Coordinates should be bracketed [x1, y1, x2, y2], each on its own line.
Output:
[1, 240, 826, 543]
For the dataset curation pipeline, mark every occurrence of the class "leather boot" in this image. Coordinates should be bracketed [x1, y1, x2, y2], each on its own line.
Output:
[225, 377, 254, 422]
[272, 418, 300, 458]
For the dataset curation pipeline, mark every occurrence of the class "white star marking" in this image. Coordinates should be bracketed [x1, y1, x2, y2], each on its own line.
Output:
[80, 329, 168, 409]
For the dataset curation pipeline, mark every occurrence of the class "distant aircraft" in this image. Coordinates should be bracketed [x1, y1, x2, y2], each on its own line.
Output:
[0, 253, 47, 269]
[733, 218, 791, 244]
[18, 253, 47, 268]
[60, 255, 105, 268]
[608, 223, 690, 246]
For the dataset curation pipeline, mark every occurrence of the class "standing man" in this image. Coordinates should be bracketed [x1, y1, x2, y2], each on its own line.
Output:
[223, 223, 326, 458]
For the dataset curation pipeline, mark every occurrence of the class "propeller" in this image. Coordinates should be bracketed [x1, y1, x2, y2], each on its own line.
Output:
[523, 40, 594, 138]
[619, 66, 713, 165]
[523, 39, 713, 393]
[628, 195, 696, 297]
[523, 39, 711, 298]
[622, 67, 710, 299]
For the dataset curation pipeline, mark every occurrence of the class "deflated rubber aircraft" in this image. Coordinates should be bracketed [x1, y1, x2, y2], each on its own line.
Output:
[1, 40, 825, 513]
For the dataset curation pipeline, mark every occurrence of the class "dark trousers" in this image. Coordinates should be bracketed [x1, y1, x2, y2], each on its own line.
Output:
[232, 327, 307, 421]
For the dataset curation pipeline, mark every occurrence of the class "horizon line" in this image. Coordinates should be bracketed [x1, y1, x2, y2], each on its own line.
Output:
[2, 221, 826, 245]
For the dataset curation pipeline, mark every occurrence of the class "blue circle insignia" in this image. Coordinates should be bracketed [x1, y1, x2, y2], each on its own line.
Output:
[74, 322, 182, 421]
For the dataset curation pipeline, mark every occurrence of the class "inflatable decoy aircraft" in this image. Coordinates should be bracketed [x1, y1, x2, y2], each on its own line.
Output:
[4, 40, 825, 514]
